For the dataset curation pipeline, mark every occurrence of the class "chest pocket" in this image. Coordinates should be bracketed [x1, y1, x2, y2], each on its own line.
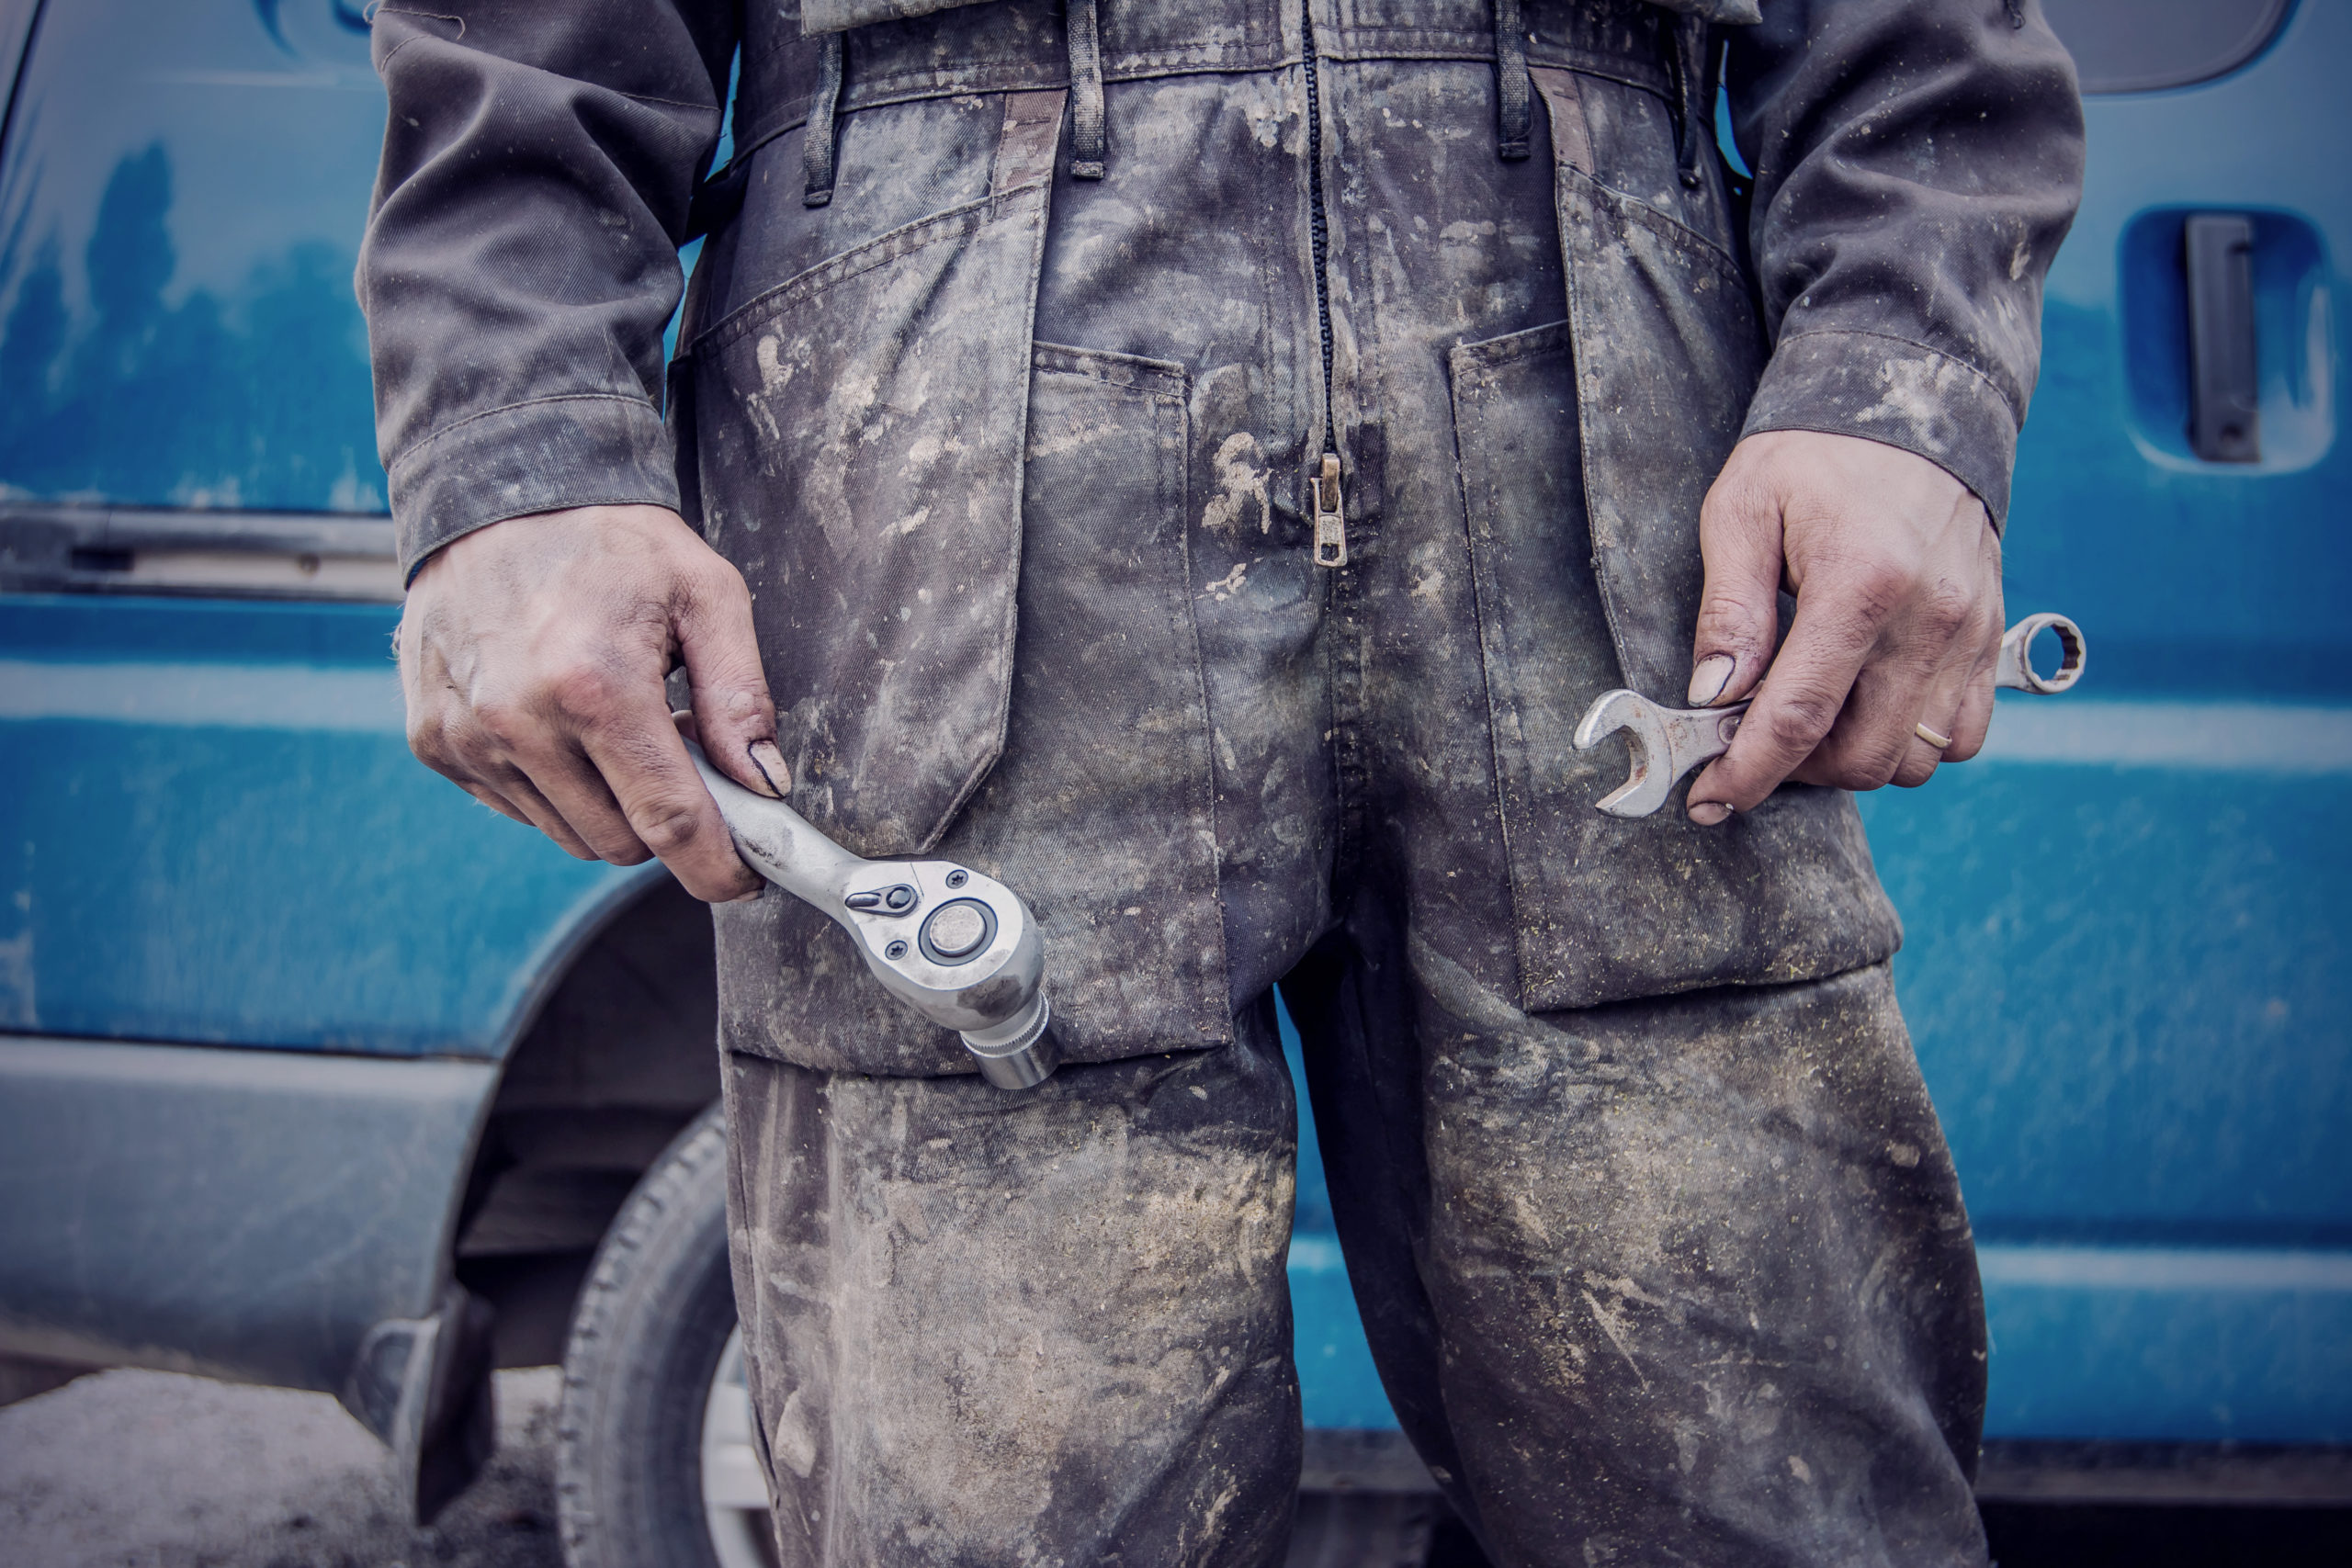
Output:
[1453, 66, 1901, 1013]
[685, 85, 1231, 1075]
[687, 90, 1067, 861]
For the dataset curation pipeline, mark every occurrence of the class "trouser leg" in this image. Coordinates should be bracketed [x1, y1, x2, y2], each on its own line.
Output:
[720, 997, 1304, 1568]
[1288, 897, 1990, 1568]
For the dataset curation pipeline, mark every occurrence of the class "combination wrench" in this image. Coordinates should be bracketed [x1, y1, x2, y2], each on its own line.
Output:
[684, 740, 1057, 1089]
[1571, 613, 2087, 818]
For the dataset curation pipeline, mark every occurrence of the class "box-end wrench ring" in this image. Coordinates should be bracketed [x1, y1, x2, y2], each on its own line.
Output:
[1571, 613, 2087, 819]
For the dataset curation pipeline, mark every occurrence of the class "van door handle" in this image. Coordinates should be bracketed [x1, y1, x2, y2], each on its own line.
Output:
[2184, 213, 2260, 463]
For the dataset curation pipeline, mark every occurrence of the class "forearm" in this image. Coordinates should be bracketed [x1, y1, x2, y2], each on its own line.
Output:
[360, 0, 737, 577]
[1726, 0, 2085, 526]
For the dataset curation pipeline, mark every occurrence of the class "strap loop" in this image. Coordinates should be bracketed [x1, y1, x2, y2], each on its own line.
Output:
[1493, 0, 1531, 161]
[993, 89, 1069, 197]
[1068, 0, 1106, 179]
[803, 34, 845, 208]
[1528, 66, 1593, 176]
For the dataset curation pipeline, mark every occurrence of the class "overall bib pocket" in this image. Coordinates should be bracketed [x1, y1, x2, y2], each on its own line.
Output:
[1453, 70, 1901, 1015]
[717, 343, 1229, 1075]
[688, 90, 1068, 860]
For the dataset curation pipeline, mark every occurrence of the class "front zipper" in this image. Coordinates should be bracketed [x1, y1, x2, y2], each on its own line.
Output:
[1301, 0, 1347, 568]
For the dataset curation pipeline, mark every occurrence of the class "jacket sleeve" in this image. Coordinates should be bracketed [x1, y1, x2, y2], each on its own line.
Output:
[359, 0, 738, 578]
[1725, 0, 2084, 527]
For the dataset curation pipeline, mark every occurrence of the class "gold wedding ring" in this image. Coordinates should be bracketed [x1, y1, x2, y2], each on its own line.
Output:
[1914, 721, 1953, 751]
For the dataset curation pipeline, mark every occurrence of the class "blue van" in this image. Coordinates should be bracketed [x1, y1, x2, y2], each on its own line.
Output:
[1, 2, 2345, 1562]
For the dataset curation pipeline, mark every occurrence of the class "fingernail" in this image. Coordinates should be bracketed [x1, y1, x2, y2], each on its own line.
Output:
[747, 739, 790, 798]
[1688, 654, 1736, 707]
[729, 886, 764, 903]
[1688, 800, 1733, 827]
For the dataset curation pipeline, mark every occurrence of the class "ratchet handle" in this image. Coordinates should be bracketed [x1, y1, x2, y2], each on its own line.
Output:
[681, 739, 867, 906]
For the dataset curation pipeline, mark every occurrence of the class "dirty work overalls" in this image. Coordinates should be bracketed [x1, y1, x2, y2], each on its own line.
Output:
[666, 4, 1991, 1563]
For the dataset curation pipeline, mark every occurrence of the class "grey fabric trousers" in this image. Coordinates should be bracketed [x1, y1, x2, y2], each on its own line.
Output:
[695, 11, 1999, 1566]
[350, 0, 2076, 1554]
[722, 954, 1988, 1567]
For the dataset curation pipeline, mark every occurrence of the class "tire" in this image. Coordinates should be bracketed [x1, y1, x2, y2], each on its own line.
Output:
[556, 1103, 777, 1568]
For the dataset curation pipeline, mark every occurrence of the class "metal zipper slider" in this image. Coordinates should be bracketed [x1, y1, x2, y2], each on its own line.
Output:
[1309, 452, 1347, 568]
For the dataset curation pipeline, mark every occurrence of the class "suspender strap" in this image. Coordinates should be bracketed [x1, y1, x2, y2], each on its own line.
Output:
[803, 33, 845, 208]
[1067, 0, 1107, 179]
[1493, 0, 1531, 161]
[993, 88, 1069, 197]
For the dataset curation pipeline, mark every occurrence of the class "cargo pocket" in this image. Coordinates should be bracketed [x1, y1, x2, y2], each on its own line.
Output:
[1453, 70, 1902, 1015]
[688, 90, 1069, 858]
[935, 344, 1229, 1062]
[717, 343, 1230, 1075]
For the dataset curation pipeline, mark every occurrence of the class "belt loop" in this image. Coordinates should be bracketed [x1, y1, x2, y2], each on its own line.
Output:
[803, 33, 845, 208]
[1664, 15, 1708, 191]
[1068, 0, 1106, 179]
[1493, 0, 1531, 161]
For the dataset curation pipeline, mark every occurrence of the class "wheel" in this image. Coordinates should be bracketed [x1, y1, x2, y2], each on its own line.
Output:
[556, 1103, 778, 1568]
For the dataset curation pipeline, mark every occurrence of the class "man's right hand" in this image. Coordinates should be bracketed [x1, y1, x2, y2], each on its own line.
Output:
[397, 503, 786, 903]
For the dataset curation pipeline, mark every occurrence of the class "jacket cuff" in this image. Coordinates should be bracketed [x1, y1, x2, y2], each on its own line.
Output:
[1742, 330, 2021, 531]
[388, 394, 681, 580]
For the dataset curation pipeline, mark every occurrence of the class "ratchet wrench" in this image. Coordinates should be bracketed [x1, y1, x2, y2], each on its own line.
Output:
[684, 740, 1057, 1089]
[1571, 613, 2086, 819]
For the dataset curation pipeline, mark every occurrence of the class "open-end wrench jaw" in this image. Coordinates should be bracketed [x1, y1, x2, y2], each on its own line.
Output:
[1573, 690, 1744, 819]
[1572, 614, 2088, 818]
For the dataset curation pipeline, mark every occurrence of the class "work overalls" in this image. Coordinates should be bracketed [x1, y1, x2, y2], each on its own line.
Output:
[675, 4, 1989, 1562]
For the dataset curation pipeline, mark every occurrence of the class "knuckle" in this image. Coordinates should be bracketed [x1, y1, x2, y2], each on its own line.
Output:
[1762, 694, 1839, 754]
[406, 714, 452, 767]
[542, 660, 622, 720]
[1695, 586, 1770, 639]
[1847, 561, 1914, 627]
[629, 796, 708, 858]
[469, 700, 531, 750]
[1917, 583, 1974, 646]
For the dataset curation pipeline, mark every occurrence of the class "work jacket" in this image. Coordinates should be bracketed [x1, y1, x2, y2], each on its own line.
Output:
[361, 0, 2083, 1072]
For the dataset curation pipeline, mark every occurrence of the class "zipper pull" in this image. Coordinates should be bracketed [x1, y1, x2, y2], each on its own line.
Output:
[1309, 452, 1347, 568]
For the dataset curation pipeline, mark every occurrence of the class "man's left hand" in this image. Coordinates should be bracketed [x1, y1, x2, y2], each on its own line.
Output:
[1681, 430, 2004, 827]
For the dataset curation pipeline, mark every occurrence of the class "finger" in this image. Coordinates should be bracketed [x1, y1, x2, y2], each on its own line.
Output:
[481, 768, 601, 861]
[1687, 582, 1882, 817]
[1788, 643, 1944, 792]
[1884, 656, 1975, 789]
[1940, 646, 1999, 765]
[674, 556, 787, 798]
[1688, 468, 1787, 708]
[513, 739, 663, 867]
[577, 692, 763, 902]
[458, 781, 537, 829]
[462, 682, 657, 865]
[1940, 565, 2005, 766]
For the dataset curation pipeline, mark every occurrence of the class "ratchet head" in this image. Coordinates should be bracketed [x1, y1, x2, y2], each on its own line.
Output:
[684, 739, 1057, 1089]
[836, 856, 1055, 1089]
[1573, 689, 1746, 819]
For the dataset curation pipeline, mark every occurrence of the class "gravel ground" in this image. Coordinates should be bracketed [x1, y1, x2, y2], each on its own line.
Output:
[0, 1368, 567, 1568]
[7, 1367, 2347, 1568]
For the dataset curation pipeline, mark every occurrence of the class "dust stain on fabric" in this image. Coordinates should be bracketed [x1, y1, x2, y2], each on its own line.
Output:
[1200, 432, 1272, 539]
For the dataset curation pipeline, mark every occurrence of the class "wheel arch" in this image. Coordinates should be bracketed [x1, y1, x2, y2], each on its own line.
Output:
[451, 869, 727, 1370]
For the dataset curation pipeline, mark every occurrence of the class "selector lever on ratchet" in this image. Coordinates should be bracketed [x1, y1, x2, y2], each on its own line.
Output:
[1571, 613, 2087, 819]
[684, 740, 1057, 1089]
